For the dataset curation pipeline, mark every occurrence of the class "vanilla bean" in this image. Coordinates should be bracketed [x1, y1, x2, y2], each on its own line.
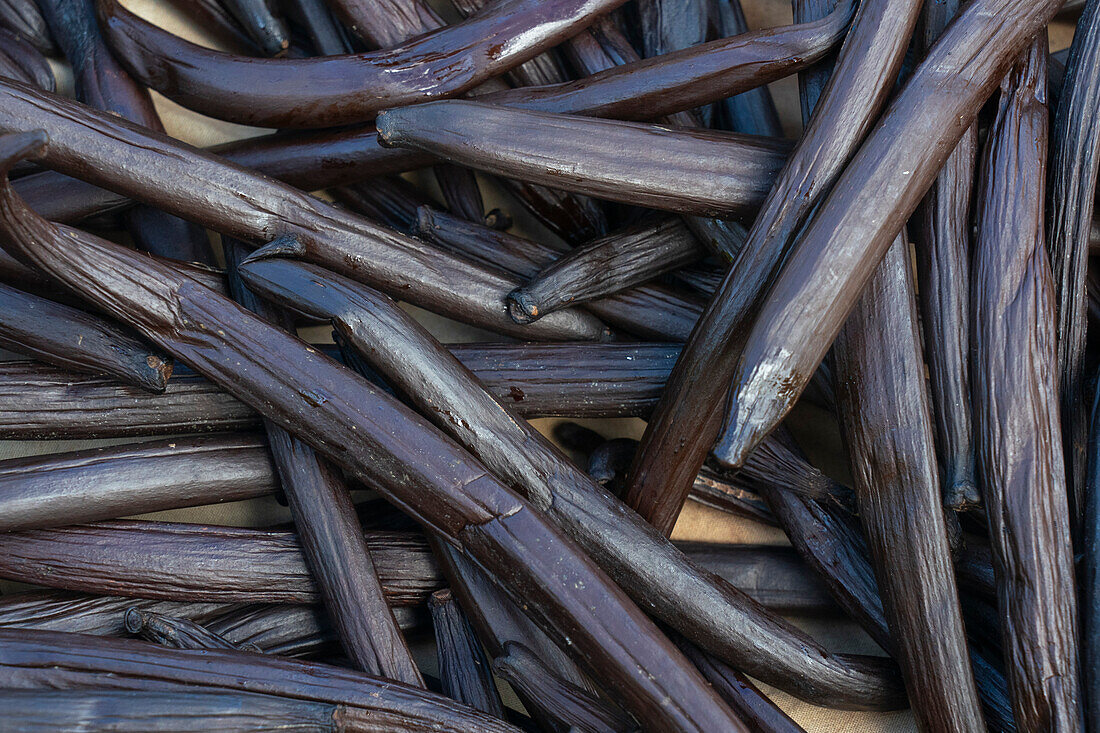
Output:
[429, 589, 505, 718]
[125, 608, 247, 651]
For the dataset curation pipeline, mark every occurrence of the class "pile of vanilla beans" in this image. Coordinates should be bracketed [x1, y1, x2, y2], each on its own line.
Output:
[0, 0, 1097, 730]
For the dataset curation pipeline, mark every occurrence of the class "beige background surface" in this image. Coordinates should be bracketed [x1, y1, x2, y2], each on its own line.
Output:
[0, 2, 1080, 730]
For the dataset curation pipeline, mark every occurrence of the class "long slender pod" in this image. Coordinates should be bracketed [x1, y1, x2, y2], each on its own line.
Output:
[1085, 366, 1100, 730]
[972, 40, 1083, 731]
[428, 589, 506, 717]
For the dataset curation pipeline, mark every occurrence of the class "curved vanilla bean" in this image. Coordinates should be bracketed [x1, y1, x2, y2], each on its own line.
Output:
[911, 0, 979, 512]
[98, 0, 631, 128]
[0, 434, 275, 532]
[0, 0, 52, 54]
[125, 608, 246, 651]
[417, 206, 704, 341]
[0, 282, 171, 391]
[429, 589, 505, 718]
[0, 630, 521, 733]
[0, 520, 439, 605]
[226, 238, 423, 686]
[0, 140, 738, 732]
[712, 0, 783, 137]
[623, 0, 923, 535]
[832, 235, 983, 730]
[0, 28, 52, 90]
[494, 641, 638, 733]
[675, 636, 807, 733]
[238, 256, 904, 710]
[973, 41, 1082, 730]
[508, 217, 705, 323]
[0, 82, 605, 341]
[713, 0, 1066, 467]
[1047, 0, 1100, 535]
[39, 0, 213, 264]
[378, 103, 788, 217]
[221, 0, 288, 55]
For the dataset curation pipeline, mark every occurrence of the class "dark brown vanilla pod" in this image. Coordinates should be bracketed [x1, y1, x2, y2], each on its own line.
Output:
[12, 168, 132, 223]
[377, 103, 788, 217]
[39, 0, 213, 265]
[0, 434, 276, 532]
[1084, 369, 1100, 731]
[326, 0, 440, 47]
[203, 603, 367, 658]
[226, 239, 423, 687]
[0, 83, 606, 342]
[0, 143, 739, 733]
[0, 282, 171, 392]
[675, 636, 806, 733]
[973, 41, 1083, 731]
[238, 256, 904, 711]
[0, 0, 53, 54]
[281, 0, 348, 58]
[507, 217, 706, 323]
[98, 0, 632, 128]
[1047, 0, 1100, 536]
[0, 591, 231, 637]
[623, 0, 924, 536]
[688, 468, 777, 525]
[330, 177, 429, 230]
[832, 235, 984, 731]
[711, 0, 783, 137]
[0, 520, 440, 605]
[417, 206, 704, 341]
[0, 28, 53, 91]
[911, 0, 979, 513]
[125, 607, 248, 651]
[0, 631, 522, 733]
[494, 641, 638, 733]
[498, 178, 609, 245]
[713, 0, 1066, 468]
[166, 0, 262, 54]
[428, 589, 505, 718]
[221, 0, 289, 55]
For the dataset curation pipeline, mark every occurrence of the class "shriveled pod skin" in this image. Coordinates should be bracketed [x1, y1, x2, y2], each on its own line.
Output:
[0, 82, 607, 342]
[0, 591, 231, 637]
[11, 168, 132, 223]
[0, 0, 53, 54]
[832, 234, 984, 731]
[0, 630, 523, 733]
[165, 0, 262, 54]
[0, 434, 277, 532]
[711, 0, 783, 137]
[507, 217, 706, 323]
[1085, 370, 1100, 730]
[0, 520, 441, 606]
[623, 0, 925, 537]
[493, 641, 638, 733]
[281, 0, 347, 60]
[377, 103, 789, 217]
[0, 342, 678, 439]
[221, 0, 289, 56]
[238, 256, 905, 710]
[0, 28, 53, 91]
[428, 589, 505, 718]
[911, 0, 980, 512]
[973, 41, 1083, 732]
[685, 468, 777, 525]
[203, 603, 390, 658]
[329, 175, 433, 232]
[97, 0, 634, 128]
[39, 0, 213, 265]
[0, 134, 740, 733]
[1047, 0, 1100, 537]
[417, 206, 705, 342]
[0, 282, 171, 392]
[124, 607, 248, 651]
[715, 0, 1069, 467]
[326, 0, 441, 48]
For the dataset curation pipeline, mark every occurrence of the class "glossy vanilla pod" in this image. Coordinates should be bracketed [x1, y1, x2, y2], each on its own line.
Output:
[0, 434, 277, 532]
[1047, 0, 1100, 536]
[0, 0, 53, 54]
[832, 234, 984, 730]
[221, 0, 289, 56]
[0, 630, 522, 732]
[428, 589, 505, 718]
[38, 0, 214, 265]
[1084, 367, 1100, 731]
[0, 135, 741, 732]
[377, 102, 789, 217]
[226, 238, 423, 686]
[622, 0, 924, 536]
[0, 28, 53, 91]
[0, 282, 171, 392]
[0, 342, 678, 439]
[0, 519, 440, 605]
[417, 206, 704, 341]
[97, 0, 634, 128]
[0, 82, 607, 342]
[972, 40, 1083, 731]
[125, 607, 251, 651]
[911, 0, 980, 512]
[493, 641, 638, 732]
[237, 255, 904, 710]
[711, 0, 783, 137]
[507, 217, 706, 323]
[712, 0, 1067, 468]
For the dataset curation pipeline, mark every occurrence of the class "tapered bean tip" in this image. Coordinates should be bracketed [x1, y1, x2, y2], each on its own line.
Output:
[506, 288, 539, 323]
[122, 607, 145, 634]
[0, 129, 47, 175]
[376, 105, 439, 148]
[414, 205, 439, 236]
[241, 235, 305, 264]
